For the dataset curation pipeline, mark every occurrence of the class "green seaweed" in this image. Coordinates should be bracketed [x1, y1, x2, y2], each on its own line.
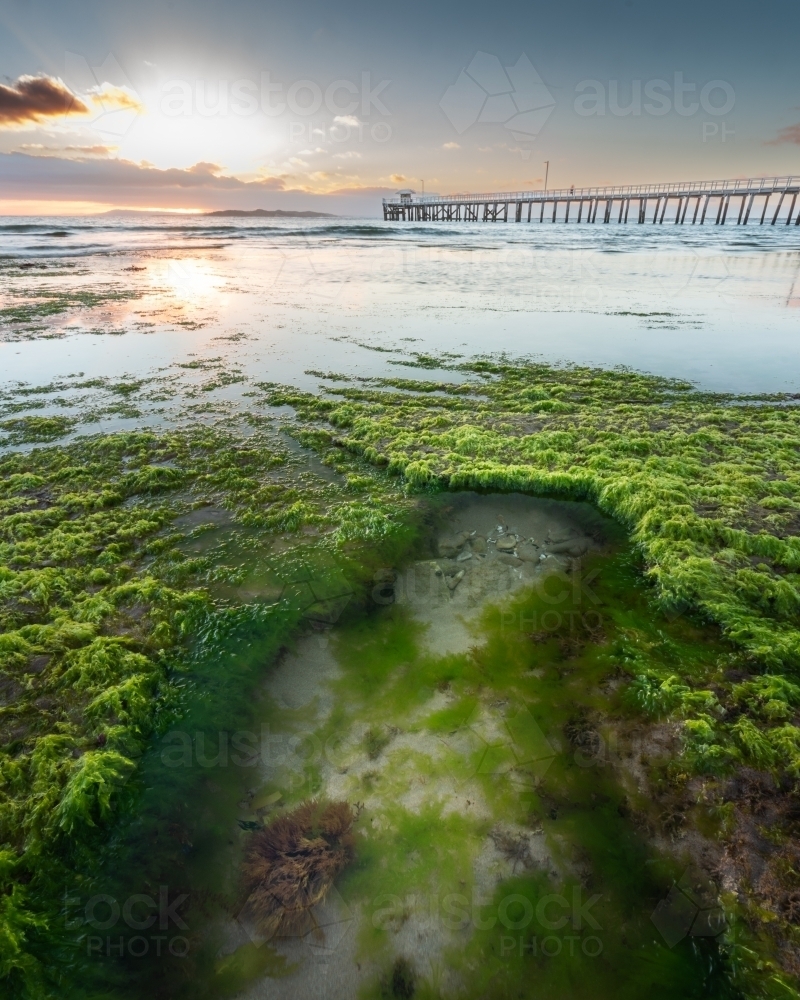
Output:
[0, 289, 141, 326]
[0, 415, 77, 444]
[0, 419, 420, 999]
[4, 353, 800, 998]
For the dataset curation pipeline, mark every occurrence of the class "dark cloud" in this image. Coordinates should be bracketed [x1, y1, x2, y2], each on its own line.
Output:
[765, 123, 800, 146]
[0, 75, 89, 126]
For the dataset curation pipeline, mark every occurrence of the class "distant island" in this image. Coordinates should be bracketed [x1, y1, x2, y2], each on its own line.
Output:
[205, 209, 336, 218]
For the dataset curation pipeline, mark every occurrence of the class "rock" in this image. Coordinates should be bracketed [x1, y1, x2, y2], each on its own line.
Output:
[0, 678, 23, 707]
[456, 549, 472, 562]
[438, 532, 469, 558]
[546, 537, 590, 557]
[495, 534, 517, 552]
[472, 535, 487, 554]
[497, 554, 523, 567]
[447, 570, 465, 591]
[547, 527, 579, 544]
[26, 654, 50, 674]
[540, 553, 571, 570]
[517, 541, 540, 562]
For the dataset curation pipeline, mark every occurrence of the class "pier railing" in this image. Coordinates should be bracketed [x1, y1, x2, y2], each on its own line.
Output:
[382, 176, 800, 225]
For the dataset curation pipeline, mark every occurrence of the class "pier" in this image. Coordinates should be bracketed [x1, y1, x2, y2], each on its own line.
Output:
[383, 176, 800, 225]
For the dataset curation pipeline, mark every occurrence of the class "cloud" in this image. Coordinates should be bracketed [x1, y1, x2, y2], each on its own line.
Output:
[0, 151, 284, 196]
[185, 161, 224, 176]
[0, 150, 397, 215]
[765, 123, 800, 145]
[0, 151, 401, 213]
[0, 75, 89, 126]
[19, 143, 118, 157]
[390, 173, 406, 183]
[88, 82, 143, 114]
[324, 184, 396, 197]
[333, 150, 361, 160]
[442, 141, 460, 149]
[0, 74, 145, 133]
[333, 114, 361, 128]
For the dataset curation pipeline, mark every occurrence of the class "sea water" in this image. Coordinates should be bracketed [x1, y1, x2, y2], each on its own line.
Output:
[1, 214, 799, 396]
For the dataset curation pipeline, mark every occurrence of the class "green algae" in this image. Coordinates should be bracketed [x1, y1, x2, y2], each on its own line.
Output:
[0, 415, 78, 444]
[0, 289, 141, 327]
[0, 417, 421, 999]
[3, 354, 800, 999]
[212, 941, 297, 994]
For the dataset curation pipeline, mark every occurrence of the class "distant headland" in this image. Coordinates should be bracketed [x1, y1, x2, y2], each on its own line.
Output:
[205, 208, 336, 218]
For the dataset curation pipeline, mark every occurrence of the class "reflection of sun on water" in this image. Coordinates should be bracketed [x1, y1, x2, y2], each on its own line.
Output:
[158, 259, 225, 305]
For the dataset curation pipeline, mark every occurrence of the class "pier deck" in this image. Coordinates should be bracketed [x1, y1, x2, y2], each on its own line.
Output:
[383, 176, 800, 225]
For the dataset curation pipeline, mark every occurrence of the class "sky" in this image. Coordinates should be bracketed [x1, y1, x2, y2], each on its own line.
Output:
[0, 0, 798, 216]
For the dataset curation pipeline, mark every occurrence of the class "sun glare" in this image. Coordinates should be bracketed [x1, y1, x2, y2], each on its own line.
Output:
[158, 258, 225, 304]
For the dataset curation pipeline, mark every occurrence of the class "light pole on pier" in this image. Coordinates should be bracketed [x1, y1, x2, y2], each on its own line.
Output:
[544, 161, 549, 193]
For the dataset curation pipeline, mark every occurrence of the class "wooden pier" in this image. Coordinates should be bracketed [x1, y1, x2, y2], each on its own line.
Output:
[383, 176, 800, 225]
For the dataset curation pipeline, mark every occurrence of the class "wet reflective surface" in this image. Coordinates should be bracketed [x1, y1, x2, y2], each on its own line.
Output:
[1, 215, 799, 396]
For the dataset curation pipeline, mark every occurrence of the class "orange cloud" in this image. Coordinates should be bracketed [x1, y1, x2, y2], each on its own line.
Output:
[0, 75, 89, 125]
[88, 83, 144, 114]
[766, 123, 800, 146]
[19, 143, 118, 157]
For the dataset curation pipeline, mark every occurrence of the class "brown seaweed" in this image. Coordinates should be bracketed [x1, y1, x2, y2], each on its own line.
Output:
[240, 799, 357, 937]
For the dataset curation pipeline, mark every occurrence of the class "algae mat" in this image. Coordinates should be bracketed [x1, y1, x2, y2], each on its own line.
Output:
[3, 356, 800, 1000]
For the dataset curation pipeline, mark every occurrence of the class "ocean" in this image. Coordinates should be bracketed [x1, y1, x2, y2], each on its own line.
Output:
[1, 214, 799, 400]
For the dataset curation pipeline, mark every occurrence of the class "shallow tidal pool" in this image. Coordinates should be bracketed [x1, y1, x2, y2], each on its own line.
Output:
[167, 492, 740, 1000]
